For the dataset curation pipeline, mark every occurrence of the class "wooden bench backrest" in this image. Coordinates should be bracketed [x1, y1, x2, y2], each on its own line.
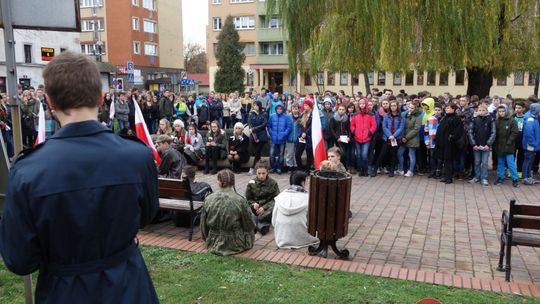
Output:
[158, 178, 193, 201]
[509, 199, 540, 230]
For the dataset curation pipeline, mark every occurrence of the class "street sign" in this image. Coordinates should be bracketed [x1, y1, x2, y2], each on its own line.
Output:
[127, 61, 134, 84]
[127, 61, 134, 72]
[180, 79, 196, 86]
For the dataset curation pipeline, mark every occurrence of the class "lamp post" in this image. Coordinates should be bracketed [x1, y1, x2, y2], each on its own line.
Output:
[94, 40, 103, 62]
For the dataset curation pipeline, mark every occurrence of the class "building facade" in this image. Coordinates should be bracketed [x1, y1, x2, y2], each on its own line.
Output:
[79, 0, 184, 92]
[0, 29, 80, 93]
[207, 0, 537, 98]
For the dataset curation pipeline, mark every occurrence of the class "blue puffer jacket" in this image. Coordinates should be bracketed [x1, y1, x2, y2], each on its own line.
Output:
[267, 103, 292, 144]
[248, 110, 268, 143]
[522, 103, 540, 151]
[382, 112, 405, 141]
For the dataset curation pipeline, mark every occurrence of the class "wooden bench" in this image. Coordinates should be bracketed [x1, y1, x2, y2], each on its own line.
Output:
[497, 199, 540, 281]
[158, 177, 207, 241]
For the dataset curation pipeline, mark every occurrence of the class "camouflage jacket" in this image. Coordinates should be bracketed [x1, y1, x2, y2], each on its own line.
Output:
[201, 188, 255, 256]
[245, 177, 280, 222]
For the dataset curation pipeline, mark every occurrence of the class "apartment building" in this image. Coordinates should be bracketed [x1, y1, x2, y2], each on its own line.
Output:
[208, 0, 537, 98]
[79, 0, 184, 92]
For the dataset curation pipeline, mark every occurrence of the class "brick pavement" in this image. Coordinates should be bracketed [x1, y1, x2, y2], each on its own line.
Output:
[140, 170, 540, 295]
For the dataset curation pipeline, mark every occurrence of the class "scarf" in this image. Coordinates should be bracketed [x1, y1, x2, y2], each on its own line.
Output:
[333, 112, 348, 122]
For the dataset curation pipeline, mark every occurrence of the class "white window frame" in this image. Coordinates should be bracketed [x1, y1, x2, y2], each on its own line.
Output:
[268, 17, 280, 28]
[81, 19, 104, 32]
[231, 0, 253, 3]
[132, 17, 140, 31]
[144, 43, 158, 56]
[212, 0, 221, 4]
[233, 16, 254, 30]
[80, 44, 96, 55]
[143, 19, 157, 33]
[143, 0, 156, 11]
[243, 43, 255, 56]
[133, 41, 141, 55]
[261, 42, 283, 55]
[212, 17, 222, 31]
[80, 0, 103, 8]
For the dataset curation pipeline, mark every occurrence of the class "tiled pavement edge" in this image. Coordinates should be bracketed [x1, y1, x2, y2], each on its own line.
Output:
[137, 234, 540, 297]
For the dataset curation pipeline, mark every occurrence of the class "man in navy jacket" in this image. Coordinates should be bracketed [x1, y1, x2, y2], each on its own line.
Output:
[0, 52, 159, 303]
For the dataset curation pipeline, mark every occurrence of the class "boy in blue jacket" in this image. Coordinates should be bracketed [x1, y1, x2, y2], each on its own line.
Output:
[267, 102, 292, 174]
[522, 103, 540, 185]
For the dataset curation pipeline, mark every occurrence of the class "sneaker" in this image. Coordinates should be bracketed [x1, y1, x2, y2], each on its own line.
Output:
[276, 169, 282, 175]
[248, 168, 255, 176]
[494, 178, 504, 185]
[512, 180, 520, 188]
[481, 179, 489, 186]
[404, 171, 414, 177]
[469, 177, 479, 184]
[383, 168, 389, 174]
[388, 171, 395, 177]
[396, 170, 404, 176]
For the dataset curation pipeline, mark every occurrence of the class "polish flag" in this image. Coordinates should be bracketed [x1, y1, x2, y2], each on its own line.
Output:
[134, 101, 161, 165]
[311, 98, 326, 169]
[34, 102, 46, 146]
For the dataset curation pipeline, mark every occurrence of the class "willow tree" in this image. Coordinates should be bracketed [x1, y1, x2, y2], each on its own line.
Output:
[267, 0, 540, 97]
[214, 16, 246, 93]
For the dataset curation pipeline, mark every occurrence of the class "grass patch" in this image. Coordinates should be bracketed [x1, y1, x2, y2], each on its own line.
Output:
[1, 246, 539, 303]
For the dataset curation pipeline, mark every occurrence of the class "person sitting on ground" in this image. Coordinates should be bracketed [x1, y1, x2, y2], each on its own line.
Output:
[156, 134, 187, 179]
[245, 160, 280, 235]
[171, 119, 186, 151]
[327, 147, 347, 173]
[201, 169, 255, 256]
[204, 120, 227, 174]
[272, 171, 320, 249]
[184, 123, 205, 165]
[228, 122, 250, 173]
[156, 118, 173, 136]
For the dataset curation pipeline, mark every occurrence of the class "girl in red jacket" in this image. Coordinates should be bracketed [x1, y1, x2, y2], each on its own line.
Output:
[350, 98, 377, 176]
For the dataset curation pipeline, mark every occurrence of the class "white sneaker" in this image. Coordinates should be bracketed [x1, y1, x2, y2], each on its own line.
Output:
[248, 168, 254, 176]
[404, 171, 414, 177]
[481, 179, 489, 186]
[469, 177, 479, 184]
[396, 170, 404, 176]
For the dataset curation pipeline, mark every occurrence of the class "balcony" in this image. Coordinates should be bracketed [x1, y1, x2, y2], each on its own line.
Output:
[256, 54, 288, 65]
[257, 27, 286, 42]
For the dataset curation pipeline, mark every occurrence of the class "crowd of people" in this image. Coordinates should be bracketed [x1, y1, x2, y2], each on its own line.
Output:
[95, 86, 539, 188]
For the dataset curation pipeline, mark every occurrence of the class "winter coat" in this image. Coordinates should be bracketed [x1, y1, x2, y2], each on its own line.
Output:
[494, 114, 519, 155]
[248, 110, 268, 143]
[0, 121, 159, 303]
[209, 99, 224, 121]
[321, 108, 334, 140]
[114, 100, 130, 122]
[435, 113, 464, 159]
[267, 103, 292, 144]
[158, 147, 186, 179]
[159, 96, 174, 117]
[330, 114, 350, 141]
[424, 115, 441, 149]
[228, 133, 250, 163]
[287, 114, 301, 143]
[297, 114, 313, 147]
[272, 186, 320, 249]
[382, 113, 405, 142]
[421, 98, 435, 124]
[350, 113, 377, 143]
[245, 177, 280, 223]
[522, 103, 540, 151]
[197, 105, 210, 124]
[142, 102, 159, 120]
[205, 129, 228, 159]
[468, 115, 496, 147]
[201, 188, 255, 256]
[403, 109, 422, 148]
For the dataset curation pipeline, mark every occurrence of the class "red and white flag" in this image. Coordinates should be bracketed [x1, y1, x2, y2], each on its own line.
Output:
[311, 99, 326, 169]
[134, 101, 161, 165]
[35, 102, 46, 146]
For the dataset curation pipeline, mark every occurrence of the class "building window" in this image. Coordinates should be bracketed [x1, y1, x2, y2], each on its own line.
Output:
[377, 72, 386, 86]
[133, 41, 141, 54]
[417, 72, 424, 85]
[132, 17, 139, 31]
[80, 44, 96, 55]
[212, 0, 221, 3]
[427, 71, 436, 85]
[393, 73, 402, 85]
[439, 72, 449, 85]
[304, 73, 312, 86]
[514, 71, 524, 86]
[212, 17, 222, 31]
[455, 70, 465, 85]
[80, 0, 103, 8]
[143, 20, 157, 33]
[144, 43, 158, 56]
[340, 72, 348, 85]
[23, 44, 32, 63]
[268, 17, 280, 28]
[132, 0, 138, 6]
[261, 42, 283, 55]
[233, 16, 255, 29]
[143, 0, 156, 10]
[316, 72, 324, 85]
[326, 72, 335, 86]
[242, 43, 255, 56]
[352, 74, 359, 86]
[497, 77, 507, 86]
[81, 19, 104, 32]
[231, 0, 253, 3]
[405, 71, 414, 85]
[529, 72, 538, 86]
[367, 72, 374, 85]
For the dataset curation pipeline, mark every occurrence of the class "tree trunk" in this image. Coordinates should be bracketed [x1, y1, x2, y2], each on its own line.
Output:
[466, 67, 493, 98]
[534, 73, 539, 97]
[363, 71, 371, 97]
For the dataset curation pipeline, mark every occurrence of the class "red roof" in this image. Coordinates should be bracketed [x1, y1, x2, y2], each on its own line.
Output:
[189, 73, 209, 86]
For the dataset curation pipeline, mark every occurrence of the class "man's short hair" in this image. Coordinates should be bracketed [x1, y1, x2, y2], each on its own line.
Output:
[156, 135, 172, 144]
[290, 171, 308, 186]
[182, 165, 197, 180]
[42, 51, 101, 112]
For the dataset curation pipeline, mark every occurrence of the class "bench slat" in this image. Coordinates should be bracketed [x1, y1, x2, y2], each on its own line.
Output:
[159, 198, 203, 211]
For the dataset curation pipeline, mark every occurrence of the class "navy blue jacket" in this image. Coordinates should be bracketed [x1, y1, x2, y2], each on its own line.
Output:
[0, 121, 159, 304]
[248, 110, 268, 143]
[267, 103, 292, 144]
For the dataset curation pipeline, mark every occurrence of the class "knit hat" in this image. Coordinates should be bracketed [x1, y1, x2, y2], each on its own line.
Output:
[173, 119, 184, 128]
[234, 122, 244, 129]
[302, 98, 314, 111]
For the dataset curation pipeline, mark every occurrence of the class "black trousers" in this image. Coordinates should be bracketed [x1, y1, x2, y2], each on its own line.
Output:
[205, 146, 222, 172]
[251, 141, 265, 168]
[295, 142, 314, 171]
[377, 143, 398, 171]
